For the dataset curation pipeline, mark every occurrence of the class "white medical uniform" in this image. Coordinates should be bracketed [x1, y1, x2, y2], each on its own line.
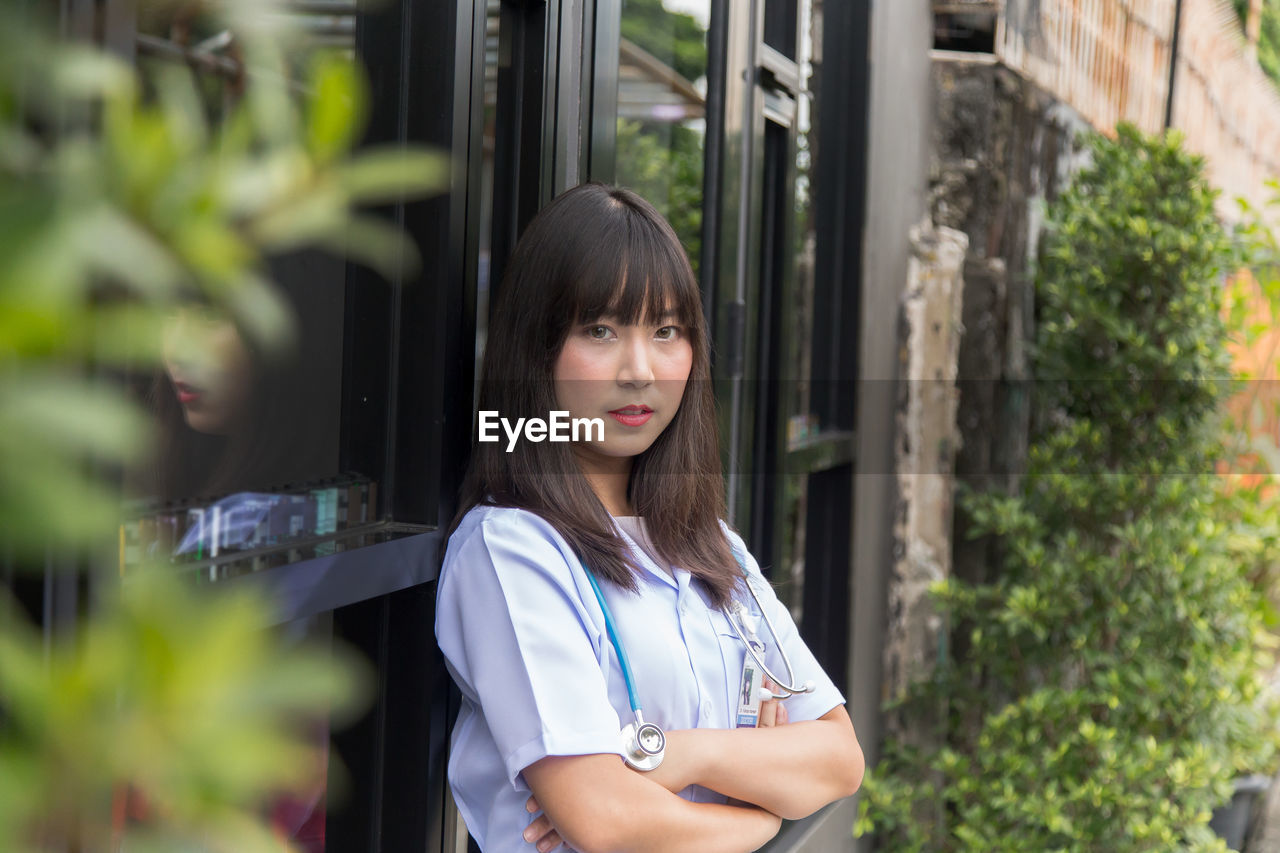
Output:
[435, 505, 844, 852]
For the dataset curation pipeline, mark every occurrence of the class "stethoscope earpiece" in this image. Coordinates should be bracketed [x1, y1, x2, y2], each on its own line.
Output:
[722, 579, 816, 699]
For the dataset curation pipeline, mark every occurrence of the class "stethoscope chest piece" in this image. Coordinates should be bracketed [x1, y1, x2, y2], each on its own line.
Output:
[620, 718, 665, 771]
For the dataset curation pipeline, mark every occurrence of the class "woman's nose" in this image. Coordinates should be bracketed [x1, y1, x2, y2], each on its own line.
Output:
[616, 337, 655, 388]
[162, 314, 194, 363]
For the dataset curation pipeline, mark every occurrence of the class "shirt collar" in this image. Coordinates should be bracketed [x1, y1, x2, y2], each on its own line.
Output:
[611, 518, 681, 591]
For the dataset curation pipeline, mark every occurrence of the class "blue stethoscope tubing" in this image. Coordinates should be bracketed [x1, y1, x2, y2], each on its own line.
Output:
[584, 568, 667, 769]
[582, 547, 814, 771]
[584, 568, 643, 714]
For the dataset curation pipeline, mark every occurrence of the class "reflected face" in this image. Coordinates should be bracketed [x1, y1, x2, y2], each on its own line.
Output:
[552, 311, 693, 473]
[161, 307, 253, 435]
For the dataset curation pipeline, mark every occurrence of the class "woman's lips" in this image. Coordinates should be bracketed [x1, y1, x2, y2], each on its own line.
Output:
[173, 381, 203, 405]
[609, 406, 653, 427]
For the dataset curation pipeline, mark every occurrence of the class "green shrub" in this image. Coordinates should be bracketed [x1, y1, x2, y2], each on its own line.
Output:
[1233, 0, 1280, 89]
[856, 124, 1279, 852]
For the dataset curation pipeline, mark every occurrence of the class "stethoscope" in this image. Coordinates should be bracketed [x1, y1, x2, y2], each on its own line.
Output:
[582, 548, 815, 772]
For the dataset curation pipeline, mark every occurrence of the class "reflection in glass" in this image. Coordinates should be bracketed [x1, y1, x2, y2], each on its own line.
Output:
[135, 0, 357, 96]
[475, 0, 501, 371]
[616, 0, 710, 276]
[145, 255, 343, 502]
[116, 7, 391, 851]
[123, 5, 390, 584]
[776, 472, 808, 621]
[161, 306, 252, 436]
[774, 0, 819, 622]
[122, 250, 361, 579]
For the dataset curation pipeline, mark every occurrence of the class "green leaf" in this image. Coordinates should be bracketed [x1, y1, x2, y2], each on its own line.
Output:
[305, 53, 367, 164]
[221, 270, 297, 357]
[70, 204, 186, 299]
[335, 147, 451, 204]
[49, 44, 135, 101]
[316, 213, 423, 281]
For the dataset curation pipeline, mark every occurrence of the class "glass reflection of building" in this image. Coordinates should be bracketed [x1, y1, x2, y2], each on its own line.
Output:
[616, 3, 709, 274]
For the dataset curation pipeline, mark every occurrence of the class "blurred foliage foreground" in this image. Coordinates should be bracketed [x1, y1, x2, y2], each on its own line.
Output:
[857, 125, 1280, 851]
[0, 3, 445, 850]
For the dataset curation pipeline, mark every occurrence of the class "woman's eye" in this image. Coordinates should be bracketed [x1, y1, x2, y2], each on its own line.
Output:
[586, 325, 613, 340]
[655, 325, 681, 340]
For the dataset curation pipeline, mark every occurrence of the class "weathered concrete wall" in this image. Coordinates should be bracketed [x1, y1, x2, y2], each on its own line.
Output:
[930, 58, 1089, 590]
[883, 222, 968, 726]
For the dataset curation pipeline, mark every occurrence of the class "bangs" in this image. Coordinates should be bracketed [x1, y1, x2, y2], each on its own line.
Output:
[564, 207, 701, 329]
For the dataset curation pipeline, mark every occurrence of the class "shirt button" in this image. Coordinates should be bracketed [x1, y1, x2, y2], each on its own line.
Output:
[702, 700, 712, 715]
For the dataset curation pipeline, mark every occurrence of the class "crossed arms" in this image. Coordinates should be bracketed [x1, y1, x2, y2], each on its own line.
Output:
[520, 703, 864, 853]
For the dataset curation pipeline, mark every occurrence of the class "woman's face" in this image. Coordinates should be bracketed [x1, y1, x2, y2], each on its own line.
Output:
[553, 310, 693, 470]
[161, 306, 253, 435]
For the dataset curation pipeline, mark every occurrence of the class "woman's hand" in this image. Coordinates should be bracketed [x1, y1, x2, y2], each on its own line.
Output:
[757, 678, 790, 728]
[524, 796, 564, 853]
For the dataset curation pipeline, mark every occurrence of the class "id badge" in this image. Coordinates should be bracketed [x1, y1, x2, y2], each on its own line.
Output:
[735, 648, 765, 728]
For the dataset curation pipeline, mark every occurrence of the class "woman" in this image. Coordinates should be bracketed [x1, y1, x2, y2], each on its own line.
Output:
[437, 184, 863, 853]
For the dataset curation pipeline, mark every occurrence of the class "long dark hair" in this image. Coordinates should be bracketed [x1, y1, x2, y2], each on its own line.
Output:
[453, 183, 741, 606]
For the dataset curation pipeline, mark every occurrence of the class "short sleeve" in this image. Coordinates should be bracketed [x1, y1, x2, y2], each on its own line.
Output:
[436, 510, 624, 783]
[723, 526, 846, 723]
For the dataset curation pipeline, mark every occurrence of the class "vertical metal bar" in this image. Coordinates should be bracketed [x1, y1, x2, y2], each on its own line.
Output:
[1164, 0, 1183, 129]
[58, 0, 96, 41]
[724, 0, 764, 524]
[701, 0, 730, 330]
[42, 552, 82, 652]
[587, 0, 621, 181]
[552, 0, 588, 192]
[100, 0, 137, 61]
[538, 0, 561, 202]
[749, 118, 795, 576]
[812, 0, 866, 432]
[440, 0, 490, 529]
[490, 0, 548, 296]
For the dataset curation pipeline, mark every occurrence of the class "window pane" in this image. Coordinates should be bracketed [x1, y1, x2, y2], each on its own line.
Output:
[616, 0, 710, 277]
[764, 0, 798, 58]
[120, 2, 409, 580]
